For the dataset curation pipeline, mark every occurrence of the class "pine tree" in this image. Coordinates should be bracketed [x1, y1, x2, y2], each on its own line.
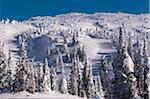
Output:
[20, 40, 27, 58]
[86, 63, 95, 98]
[82, 61, 89, 95]
[58, 74, 68, 94]
[55, 49, 65, 73]
[50, 66, 57, 91]
[93, 77, 99, 96]
[127, 73, 138, 99]
[76, 55, 82, 96]
[72, 33, 76, 46]
[97, 75, 105, 98]
[135, 38, 149, 99]
[118, 26, 124, 52]
[81, 46, 87, 62]
[47, 46, 51, 59]
[4, 50, 13, 93]
[3, 66, 13, 93]
[143, 37, 149, 99]
[26, 58, 36, 93]
[13, 57, 27, 93]
[70, 60, 78, 95]
[36, 65, 44, 92]
[41, 58, 51, 92]
[63, 35, 67, 44]
[60, 55, 65, 74]
[114, 26, 135, 99]
[127, 32, 133, 59]
[0, 46, 13, 93]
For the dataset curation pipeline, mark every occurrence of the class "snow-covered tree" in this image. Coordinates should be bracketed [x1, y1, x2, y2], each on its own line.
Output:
[72, 33, 76, 46]
[26, 58, 36, 93]
[127, 32, 133, 59]
[55, 49, 65, 73]
[20, 40, 27, 58]
[0, 46, 13, 93]
[13, 57, 27, 92]
[80, 46, 87, 62]
[76, 56, 82, 96]
[82, 61, 89, 95]
[114, 26, 136, 99]
[97, 75, 105, 98]
[41, 58, 51, 92]
[35, 64, 44, 92]
[50, 66, 57, 91]
[127, 73, 138, 99]
[70, 60, 78, 95]
[3, 50, 13, 93]
[86, 64, 95, 98]
[59, 55, 65, 74]
[58, 75, 68, 94]
[47, 46, 51, 59]
[93, 77, 99, 96]
[134, 37, 149, 98]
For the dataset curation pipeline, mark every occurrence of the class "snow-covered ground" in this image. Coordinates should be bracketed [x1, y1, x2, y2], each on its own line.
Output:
[0, 91, 85, 99]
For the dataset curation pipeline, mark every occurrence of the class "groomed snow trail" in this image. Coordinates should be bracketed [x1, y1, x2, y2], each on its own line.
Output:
[91, 39, 117, 75]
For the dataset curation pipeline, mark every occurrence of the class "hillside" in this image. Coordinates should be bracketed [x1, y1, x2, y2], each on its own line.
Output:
[0, 13, 149, 99]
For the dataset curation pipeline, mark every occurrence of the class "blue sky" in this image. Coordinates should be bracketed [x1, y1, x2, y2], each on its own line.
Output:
[0, 0, 149, 20]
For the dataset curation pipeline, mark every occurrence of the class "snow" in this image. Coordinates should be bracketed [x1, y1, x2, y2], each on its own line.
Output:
[0, 12, 149, 98]
[125, 53, 135, 72]
[0, 23, 36, 71]
[0, 91, 85, 99]
[78, 35, 99, 60]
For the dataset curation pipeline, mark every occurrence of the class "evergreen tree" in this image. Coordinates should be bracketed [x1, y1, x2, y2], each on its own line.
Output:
[13, 57, 27, 92]
[86, 64, 95, 98]
[41, 58, 51, 92]
[36, 64, 44, 92]
[47, 46, 51, 59]
[76, 55, 82, 96]
[97, 75, 105, 98]
[50, 66, 57, 91]
[93, 77, 99, 96]
[0, 46, 13, 93]
[58, 74, 68, 94]
[70, 60, 78, 95]
[72, 33, 76, 46]
[127, 73, 138, 99]
[114, 26, 135, 99]
[82, 61, 89, 95]
[60, 55, 65, 74]
[127, 32, 133, 59]
[4, 50, 13, 93]
[81, 46, 87, 62]
[26, 58, 36, 93]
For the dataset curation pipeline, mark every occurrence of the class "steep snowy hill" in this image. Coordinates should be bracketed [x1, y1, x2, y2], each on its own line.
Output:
[0, 22, 36, 71]
[1, 13, 149, 64]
